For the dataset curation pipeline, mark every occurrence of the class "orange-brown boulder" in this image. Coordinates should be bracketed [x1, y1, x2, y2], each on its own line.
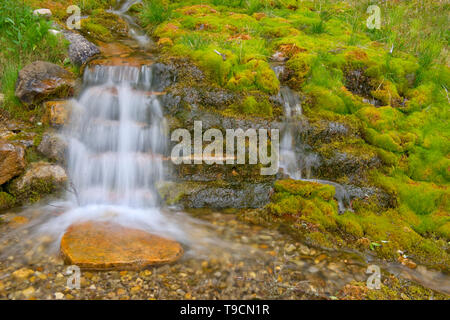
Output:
[0, 140, 26, 185]
[60, 222, 183, 270]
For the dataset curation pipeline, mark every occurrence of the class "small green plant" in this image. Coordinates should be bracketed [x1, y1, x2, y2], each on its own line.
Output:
[140, 0, 172, 27]
[0, 0, 69, 118]
[180, 34, 211, 50]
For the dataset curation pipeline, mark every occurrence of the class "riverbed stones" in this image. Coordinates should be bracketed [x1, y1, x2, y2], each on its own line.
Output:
[60, 222, 184, 270]
[0, 140, 26, 185]
[15, 61, 76, 106]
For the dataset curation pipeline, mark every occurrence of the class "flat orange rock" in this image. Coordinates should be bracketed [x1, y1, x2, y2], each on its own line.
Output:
[60, 222, 183, 270]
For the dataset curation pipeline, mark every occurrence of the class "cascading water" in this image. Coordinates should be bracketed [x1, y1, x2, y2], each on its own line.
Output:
[274, 65, 352, 213]
[67, 65, 166, 208]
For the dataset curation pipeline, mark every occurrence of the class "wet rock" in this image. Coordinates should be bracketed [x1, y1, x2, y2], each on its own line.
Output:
[9, 162, 67, 202]
[43, 100, 72, 127]
[0, 140, 26, 185]
[15, 61, 76, 106]
[37, 131, 67, 163]
[33, 9, 51, 19]
[344, 69, 381, 106]
[157, 181, 273, 209]
[62, 30, 100, 66]
[317, 149, 381, 182]
[271, 51, 287, 62]
[151, 63, 177, 92]
[158, 58, 240, 113]
[398, 256, 417, 269]
[60, 222, 183, 270]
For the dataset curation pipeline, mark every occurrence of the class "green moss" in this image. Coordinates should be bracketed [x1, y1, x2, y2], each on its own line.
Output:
[80, 10, 128, 42]
[0, 192, 15, 210]
[10, 176, 62, 205]
[232, 95, 272, 117]
[285, 52, 312, 89]
[336, 213, 364, 238]
[305, 86, 348, 114]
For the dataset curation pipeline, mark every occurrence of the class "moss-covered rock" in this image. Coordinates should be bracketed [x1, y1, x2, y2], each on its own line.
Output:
[80, 10, 128, 43]
[9, 161, 68, 204]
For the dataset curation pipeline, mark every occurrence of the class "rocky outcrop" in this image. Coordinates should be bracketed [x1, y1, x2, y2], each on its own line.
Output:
[62, 30, 100, 66]
[9, 162, 67, 203]
[0, 141, 26, 185]
[157, 58, 241, 114]
[157, 181, 273, 209]
[43, 100, 72, 127]
[37, 131, 67, 163]
[60, 222, 183, 270]
[15, 61, 76, 106]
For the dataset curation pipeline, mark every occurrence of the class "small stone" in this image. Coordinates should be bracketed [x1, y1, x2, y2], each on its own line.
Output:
[54, 292, 64, 300]
[33, 9, 52, 18]
[21, 286, 35, 298]
[12, 268, 34, 280]
[258, 235, 272, 241]
[314, 254, 327, 264]
[308, 266, 319, 273]
[176, 289, 186, 296]
[139, 270, 152, 278]
[130, 286, 141, 294]
[398, 256, 417, 269]
[285, 244, 296, 253]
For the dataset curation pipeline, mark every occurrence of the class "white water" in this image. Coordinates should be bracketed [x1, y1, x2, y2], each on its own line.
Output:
[31, 59, 196, 245]
[275, 66, 352, 213]
[112, 0, 152, 48]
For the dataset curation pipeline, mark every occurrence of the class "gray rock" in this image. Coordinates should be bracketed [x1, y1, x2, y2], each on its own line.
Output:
[33, 9, 52, 19]
[15, 61, 75, 105]
[38, 131, 67, 163]
[157, 181, 273, 209]
[62, 30, 100, 66]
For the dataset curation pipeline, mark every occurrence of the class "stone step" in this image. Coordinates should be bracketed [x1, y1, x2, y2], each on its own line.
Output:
[90, 152, 169, 162]
[86, 86, 166, 97]
[60, 221, 183, 270]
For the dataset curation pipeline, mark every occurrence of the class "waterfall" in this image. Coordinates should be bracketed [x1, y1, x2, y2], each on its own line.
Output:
[65, 65, 167, 208]
[275, 66, 351, 213]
